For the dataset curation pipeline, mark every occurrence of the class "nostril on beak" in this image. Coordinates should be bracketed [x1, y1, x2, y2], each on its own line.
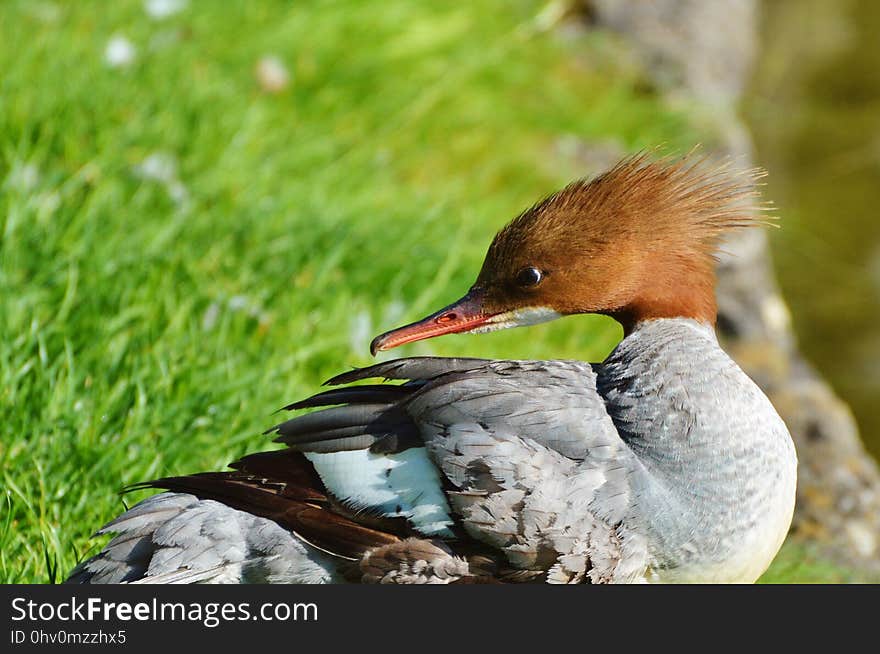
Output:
[436, 312, 457, 324]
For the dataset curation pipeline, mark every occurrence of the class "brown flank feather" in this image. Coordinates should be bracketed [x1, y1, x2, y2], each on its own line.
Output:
[128, 450, 402, 561]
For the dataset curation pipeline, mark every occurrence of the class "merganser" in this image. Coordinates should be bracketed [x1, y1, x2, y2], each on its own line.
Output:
[67, 154, 797, 584]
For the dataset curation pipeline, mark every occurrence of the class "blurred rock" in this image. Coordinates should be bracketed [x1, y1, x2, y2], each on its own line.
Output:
[584, 0, 880, 573]
[553, 136, 625, 175]
[256, 56, 291, 94]
[589, 0, 758, 105]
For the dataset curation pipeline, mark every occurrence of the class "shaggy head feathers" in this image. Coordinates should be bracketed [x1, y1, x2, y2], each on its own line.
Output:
[474, 152, 769, 328]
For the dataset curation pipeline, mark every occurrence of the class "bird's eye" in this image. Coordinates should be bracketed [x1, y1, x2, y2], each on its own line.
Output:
[515, 266, 543, 288]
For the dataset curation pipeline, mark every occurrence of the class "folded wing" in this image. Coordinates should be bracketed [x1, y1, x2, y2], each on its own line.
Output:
[71, 356, 648, 584]
[272, 357, 646, 583]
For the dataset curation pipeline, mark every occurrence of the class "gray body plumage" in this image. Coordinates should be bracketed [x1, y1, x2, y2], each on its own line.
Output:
[68, 318, 796, 584]
[598, 319, 796, 582]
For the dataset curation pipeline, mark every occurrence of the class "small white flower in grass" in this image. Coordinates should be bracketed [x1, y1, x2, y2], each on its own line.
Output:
[255, 55, 291, 93]
[228, 295, 249, 312]
[144, 0, 187, 20]
[167, 179, 191, 210]
[134, 152, 190, 209]
[202, 302, 220, 331]
[105, 35, 136, 68]
[8, 162, 39, 191]
[225, 295, 269, 326]
[36, 191, 61, 221]
[135, 152, 177, 184]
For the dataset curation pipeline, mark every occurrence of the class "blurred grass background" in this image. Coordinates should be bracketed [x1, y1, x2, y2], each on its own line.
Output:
[0, 0, 850, 582]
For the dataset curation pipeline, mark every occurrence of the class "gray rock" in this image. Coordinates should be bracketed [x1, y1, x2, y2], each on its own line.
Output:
[584, 0, 880, 572]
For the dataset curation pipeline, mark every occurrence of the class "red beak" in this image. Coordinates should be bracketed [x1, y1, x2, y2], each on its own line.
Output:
[370, 289, 493, 355]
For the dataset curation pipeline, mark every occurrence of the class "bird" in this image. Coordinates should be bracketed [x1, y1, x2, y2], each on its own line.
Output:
[67, 153, 797, 584]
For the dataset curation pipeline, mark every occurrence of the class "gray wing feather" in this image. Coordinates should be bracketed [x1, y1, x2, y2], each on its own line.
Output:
[408, 360, 647, 582]
[67, 492, 343, 584]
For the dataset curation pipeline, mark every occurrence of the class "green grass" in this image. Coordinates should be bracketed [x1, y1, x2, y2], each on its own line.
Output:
[0, 0, 843, 583]
[760, 541, 873, 584]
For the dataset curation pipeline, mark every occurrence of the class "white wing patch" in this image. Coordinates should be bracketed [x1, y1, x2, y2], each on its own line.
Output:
[304, 448, 455, 537]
